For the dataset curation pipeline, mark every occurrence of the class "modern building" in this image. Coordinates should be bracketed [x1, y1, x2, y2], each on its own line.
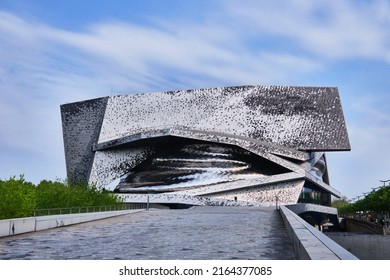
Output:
[61, 85, 350, 208]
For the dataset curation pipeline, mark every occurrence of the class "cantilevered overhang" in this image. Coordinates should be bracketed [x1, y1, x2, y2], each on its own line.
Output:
[304, 171, 342, 198]
[92, 127, 341, 198]
[92, 127, 309, 173]
[93, 126, 311, 161]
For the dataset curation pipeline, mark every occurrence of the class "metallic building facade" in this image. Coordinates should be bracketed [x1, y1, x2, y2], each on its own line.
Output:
[61, 85, 350, 206]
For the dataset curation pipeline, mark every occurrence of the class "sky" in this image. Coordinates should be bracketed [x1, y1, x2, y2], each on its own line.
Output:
[0, 0, 389, 200]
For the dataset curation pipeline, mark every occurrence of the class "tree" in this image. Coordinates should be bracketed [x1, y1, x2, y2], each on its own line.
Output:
[0, 176, 123, 219]
[331, 196, 349, 209]
[338, 186, 390, 214]
[0, 175, 36, 219]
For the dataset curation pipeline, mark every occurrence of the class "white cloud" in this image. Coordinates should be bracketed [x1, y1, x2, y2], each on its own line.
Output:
[0, 8, 324, 94]
[351, 95, 390, 124]
[222, 0, 390, 61]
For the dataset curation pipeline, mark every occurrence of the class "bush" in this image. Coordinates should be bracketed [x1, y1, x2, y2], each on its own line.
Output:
[0, 175, 36, 219]
[0, 176, 123, 219]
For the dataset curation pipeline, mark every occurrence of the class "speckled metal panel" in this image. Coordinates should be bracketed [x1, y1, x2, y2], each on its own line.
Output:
[60, 85, 350, 203]
[95, 126, 311, 161]
[61, 97, 109, 184]
[89, 147, 153, 187]
[98, 86, 350, 151]
[174, 172, 305, 196]
[207, 180, 305, 206]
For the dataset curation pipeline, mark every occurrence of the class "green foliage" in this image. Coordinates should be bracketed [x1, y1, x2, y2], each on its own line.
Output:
[331, 196, 349, 209]
[0, 175, 36, 219]
[338, 186, 390, 214]
[0, 176, 123, 219]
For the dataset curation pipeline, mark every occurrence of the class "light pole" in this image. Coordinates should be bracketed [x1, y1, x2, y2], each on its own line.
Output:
[379, 179, 390, 228]
[380, 179, 390, 188]
[275, 195, 279, 210]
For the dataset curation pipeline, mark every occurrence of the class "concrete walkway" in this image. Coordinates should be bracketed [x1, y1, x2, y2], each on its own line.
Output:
[0, 206, 295, 260]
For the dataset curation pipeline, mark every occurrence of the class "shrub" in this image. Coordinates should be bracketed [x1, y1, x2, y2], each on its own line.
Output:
[0, 176, 123, 219]
[0, 175, 36, 219]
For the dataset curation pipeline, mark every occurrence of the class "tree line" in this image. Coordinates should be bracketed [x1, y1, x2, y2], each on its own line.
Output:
[334, 185, 390, 215]
[0, 175, 123, 219]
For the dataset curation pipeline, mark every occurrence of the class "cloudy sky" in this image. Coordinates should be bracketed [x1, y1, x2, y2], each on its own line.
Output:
[0, 0, 389, 200]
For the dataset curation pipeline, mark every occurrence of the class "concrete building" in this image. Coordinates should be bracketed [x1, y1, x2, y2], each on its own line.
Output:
[61, 85, 350, 207]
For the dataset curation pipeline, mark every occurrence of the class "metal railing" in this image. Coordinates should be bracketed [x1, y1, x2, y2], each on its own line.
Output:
[33, 203, 148, 217]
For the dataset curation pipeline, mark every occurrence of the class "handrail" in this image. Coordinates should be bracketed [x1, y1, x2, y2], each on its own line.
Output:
[33, 203, 148, 217]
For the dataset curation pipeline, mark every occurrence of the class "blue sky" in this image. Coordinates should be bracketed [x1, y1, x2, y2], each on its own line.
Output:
[0, 0, 389, 200]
